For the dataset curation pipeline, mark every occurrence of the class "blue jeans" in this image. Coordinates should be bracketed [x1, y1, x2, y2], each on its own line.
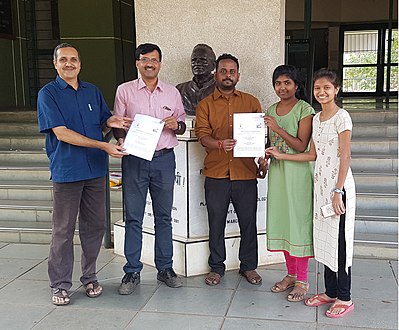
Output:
[122, 151, 175, 273]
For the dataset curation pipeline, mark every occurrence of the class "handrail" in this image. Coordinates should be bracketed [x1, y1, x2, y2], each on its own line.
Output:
[103, 130, 114, 248]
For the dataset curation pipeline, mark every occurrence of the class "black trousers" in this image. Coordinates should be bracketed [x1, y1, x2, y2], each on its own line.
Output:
[204, 177, 258, 276]
[324, 191, 352, 301]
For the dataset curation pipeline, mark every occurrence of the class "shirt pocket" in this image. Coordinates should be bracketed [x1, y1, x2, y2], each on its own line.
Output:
[159, 105, 175, 119]
[80, 102, 102, 139]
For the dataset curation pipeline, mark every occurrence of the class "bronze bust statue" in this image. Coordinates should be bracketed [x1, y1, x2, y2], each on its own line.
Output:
[176, 44, 216, 116]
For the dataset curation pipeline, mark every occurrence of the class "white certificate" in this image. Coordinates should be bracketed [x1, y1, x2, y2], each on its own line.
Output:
[124, 114, 165, 161]
[233, 113, 266, 158]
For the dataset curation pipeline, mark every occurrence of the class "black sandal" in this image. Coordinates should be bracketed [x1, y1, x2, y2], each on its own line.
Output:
[84, 281, 103, 298]
[52, 288, 70, 306]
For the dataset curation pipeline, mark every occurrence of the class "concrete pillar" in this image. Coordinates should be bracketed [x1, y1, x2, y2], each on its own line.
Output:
[57, 0, 136, 106]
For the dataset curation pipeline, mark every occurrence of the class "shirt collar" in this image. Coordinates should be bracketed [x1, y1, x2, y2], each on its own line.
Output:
[55, 75, 87, 90]
[212, 87, 241, 100]
[138, 77, 164, 92]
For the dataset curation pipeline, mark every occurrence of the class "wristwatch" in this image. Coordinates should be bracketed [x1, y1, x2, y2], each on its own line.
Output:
[175, 121, 182, 131]
[332, 188, 344, 195]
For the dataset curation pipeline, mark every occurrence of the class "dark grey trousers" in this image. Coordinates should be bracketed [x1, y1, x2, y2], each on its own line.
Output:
[48, 176, 106, 290]
[204, 177, 258, 276]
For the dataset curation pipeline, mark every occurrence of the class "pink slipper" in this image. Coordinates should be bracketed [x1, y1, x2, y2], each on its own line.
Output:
[305, 293, 336, 307]
[326, 303, 354, 318]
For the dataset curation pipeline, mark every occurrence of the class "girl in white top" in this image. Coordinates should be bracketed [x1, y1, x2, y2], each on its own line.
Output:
[266, 68, 356, 318]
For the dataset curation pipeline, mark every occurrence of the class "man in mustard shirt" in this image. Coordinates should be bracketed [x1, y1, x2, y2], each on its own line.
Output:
[195, 53, 266, 286]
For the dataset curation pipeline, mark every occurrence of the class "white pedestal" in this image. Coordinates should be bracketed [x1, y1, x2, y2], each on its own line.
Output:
[114, 138, 284, 276]
[114, 220, 284, 276]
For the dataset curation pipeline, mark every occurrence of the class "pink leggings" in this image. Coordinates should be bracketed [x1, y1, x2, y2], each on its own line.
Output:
[284, 251, 311, 282]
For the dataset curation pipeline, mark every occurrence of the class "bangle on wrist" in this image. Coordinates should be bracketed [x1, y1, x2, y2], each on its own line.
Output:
[332, 188, 344, 195]
[175, 121, 181, 131]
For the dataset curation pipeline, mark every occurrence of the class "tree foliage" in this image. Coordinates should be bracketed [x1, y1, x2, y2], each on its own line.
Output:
[343, 31, 398, 92]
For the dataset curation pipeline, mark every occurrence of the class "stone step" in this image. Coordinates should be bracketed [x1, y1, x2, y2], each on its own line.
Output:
[0, 137, 122, 152]
[0, 220, 52, 230]
[0, 167, 50, 181]
[354, 233, 398, 259]
[356, 207, 398, 221]
[0, 180, 122, 203]
[0, 152, 48, 164]
[0, 111, 38, 122]
[355, 232, 398, 245]
[348, 111, 398, 123]
[355, 208, 398, 236]
[355, 216, 398, 236]
[351, 138, 397, 155]
[0, 166, 121, 182]
[356, 220, 398, 235]
[356, 193, 398, 212]
[350, 156, 397, 173]
[353, 174, 398, 194]
[0, 123, 41, 137]
[0, 221, 79, 244]
[352, 123, 398, 138]
[0, 137, 45, 151]
[0, 155, 121, 167]
[343, 99, 398, 110]
[0, 199, 122, 223]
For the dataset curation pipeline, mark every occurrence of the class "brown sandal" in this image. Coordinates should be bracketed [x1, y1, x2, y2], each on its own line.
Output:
[239, 270, 262, 285]
[271, 274, 296, 293]
[84, 281, 103, 298]
[287, 281, 309, 302]
[205, 272, 222, 286]
[52, 288, 70, 306]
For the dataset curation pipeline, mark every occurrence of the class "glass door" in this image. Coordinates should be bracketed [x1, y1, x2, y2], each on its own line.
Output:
[384, 29, 398, 93]
[341, 25, 398, 96]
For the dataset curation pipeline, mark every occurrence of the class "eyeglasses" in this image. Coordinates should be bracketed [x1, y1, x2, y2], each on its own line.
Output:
[138, 57, 160, 64]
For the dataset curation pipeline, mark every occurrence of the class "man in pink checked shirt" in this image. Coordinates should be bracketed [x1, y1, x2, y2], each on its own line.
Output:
[113, 43, 186, 295]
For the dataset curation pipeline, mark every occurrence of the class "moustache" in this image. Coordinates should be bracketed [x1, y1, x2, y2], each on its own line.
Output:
[222, 78, 233, 83]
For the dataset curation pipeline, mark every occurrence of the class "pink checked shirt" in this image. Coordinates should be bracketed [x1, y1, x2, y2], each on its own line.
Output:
[113, 78, 185, 150]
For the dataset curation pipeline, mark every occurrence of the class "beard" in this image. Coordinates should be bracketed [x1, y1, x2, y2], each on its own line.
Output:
[218, 78, 236, 91]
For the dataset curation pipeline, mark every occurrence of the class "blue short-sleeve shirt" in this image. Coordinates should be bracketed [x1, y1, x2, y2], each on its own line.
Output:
[37, 76, 112, 183]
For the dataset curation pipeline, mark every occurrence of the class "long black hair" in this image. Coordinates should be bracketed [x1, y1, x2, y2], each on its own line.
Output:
[272, 65, 308, 102]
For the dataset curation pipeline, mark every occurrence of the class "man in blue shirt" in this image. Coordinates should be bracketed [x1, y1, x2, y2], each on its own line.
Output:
[37, 43, 132, 306]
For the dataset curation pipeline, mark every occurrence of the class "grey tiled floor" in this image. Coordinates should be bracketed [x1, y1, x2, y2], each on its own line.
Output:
[0, 243, 397, 330]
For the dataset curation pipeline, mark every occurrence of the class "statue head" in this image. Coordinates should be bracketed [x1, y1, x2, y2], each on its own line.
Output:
[191, 44, 216, 78]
